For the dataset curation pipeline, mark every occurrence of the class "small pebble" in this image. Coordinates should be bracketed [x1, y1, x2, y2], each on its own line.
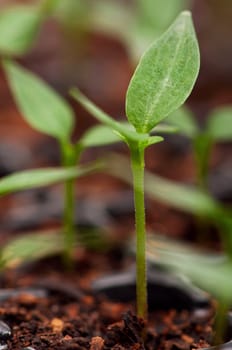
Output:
[90, 336, 104, 350]
[0, 321, 11, 341]
[50, 318, 64, 333]
[22, 347, 36, 350]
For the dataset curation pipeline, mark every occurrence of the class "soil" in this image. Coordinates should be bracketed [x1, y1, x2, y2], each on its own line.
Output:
[0, 251, 215, 350]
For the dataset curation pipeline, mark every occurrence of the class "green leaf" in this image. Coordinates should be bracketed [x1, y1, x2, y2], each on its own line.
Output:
[166, 106, 199, 138]
[144, 135, 164, 147]
[126, 11, 200, 133]
[0, 165, 95, 196]
[151, 123, 179, 134]
[146, 235, 232, 303]
[0, 5, 42, 55]
[4, 60, 74, 142]
[2, 230, 63, 268]
[207, 107, 232, 141]
[70, 88, 149, 143]
[80, 124, 125, 148]
[105, 154, 222, 218]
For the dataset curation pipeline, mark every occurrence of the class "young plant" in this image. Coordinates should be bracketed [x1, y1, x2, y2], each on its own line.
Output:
[83, 0, 189, 63]
[0, 0, 62, 57]
[3, 61, 120, 266]
[0, 164, 97, 268]
[167, 105, 232, 192]
[146, 233, 232, 344]
[71, 11, 200, 318]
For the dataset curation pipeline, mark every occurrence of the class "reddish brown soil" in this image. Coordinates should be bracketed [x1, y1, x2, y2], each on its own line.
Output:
[0, 251, 215, 350]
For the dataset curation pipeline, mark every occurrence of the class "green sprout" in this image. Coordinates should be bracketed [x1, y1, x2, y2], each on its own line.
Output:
[0, 0, 63, 57]
[3, 61, 119, 267]
[146, 234, 232, 344]
[167, 105, 232, 192]
[71, 11, 200, 318]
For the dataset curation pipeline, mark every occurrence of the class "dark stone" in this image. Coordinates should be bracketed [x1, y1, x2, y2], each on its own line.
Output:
[92, 264, 209, 311]
[0, 321, 11, 341]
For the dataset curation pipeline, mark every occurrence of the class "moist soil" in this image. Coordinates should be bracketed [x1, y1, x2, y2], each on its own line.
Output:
[0, 250, 217, 350]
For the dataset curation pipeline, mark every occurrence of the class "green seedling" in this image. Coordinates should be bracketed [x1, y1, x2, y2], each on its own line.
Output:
[167, 105, 232, 192]
[0, 164, 98, 268]
[49, 0, 189, 63]
[3, 61, 120, 267]
[82, 0, 189, 62]
[106, 153, 232, 259]
[0, 165, 96, 197]
[0, 0, 62, 56]
[71, 11, 200, 318]
[146, 234, 232, 344]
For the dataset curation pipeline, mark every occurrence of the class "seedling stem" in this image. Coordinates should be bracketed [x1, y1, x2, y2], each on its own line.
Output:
[130, 142, 147, 318]
[61, 142, 76, 267]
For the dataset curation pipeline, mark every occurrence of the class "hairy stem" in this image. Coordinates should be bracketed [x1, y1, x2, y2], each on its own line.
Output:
[130, 144, 147, 319]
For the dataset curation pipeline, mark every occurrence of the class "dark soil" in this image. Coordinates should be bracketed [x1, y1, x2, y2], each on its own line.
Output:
[0, 250, 216, 350]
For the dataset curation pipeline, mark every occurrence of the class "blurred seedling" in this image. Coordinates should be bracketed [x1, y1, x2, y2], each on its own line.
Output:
[166, 105, 232, 192]
[2, 60, 123, 267]
[146, 233, 232, 345]
[71, 11, 200, 319]
[0, 0, 64, 57]
[68, 0, 190, 63]
[0, 165, 99, 268]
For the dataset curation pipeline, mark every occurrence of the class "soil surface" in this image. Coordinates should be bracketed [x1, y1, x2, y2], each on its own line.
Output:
[0, 251, 215, 350]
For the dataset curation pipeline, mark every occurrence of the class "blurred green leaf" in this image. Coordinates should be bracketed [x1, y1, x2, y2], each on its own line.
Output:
[2, 230, 63, 268]
[70, 88, 149, 144]
[146, 235, 232, 303]
[0, 165, 95, 196]
[106, 154, 222, 218]
[88, 0, 132, 41]
[80, 124, 124, 148]
[151, 123, 179, 134]
[40, 0, 63, 16]
[136, 0, 188, 34]
[166, 106, 199, 138]
[4, 60, 74, 142]
[2, 226, 113, 268]
[126, 11, 200, 133]
[144, 136, 164, 147]
[0, 5, 42, 56]
[207, 107, 232, 141]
